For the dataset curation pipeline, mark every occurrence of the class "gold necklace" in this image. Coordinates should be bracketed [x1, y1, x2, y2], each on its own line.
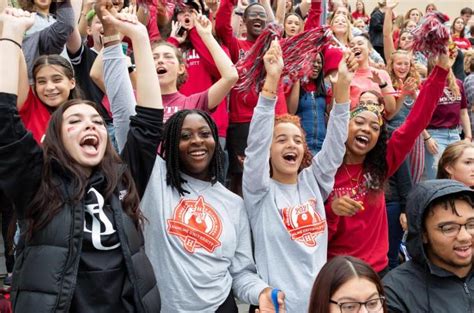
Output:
[343, 164, 363, 196]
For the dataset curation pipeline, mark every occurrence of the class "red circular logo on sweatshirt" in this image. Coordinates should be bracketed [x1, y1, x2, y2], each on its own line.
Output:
[167, 196, 222, 254]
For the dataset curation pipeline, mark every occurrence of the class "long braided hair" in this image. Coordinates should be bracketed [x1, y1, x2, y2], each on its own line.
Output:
[159, 110, 225, 195]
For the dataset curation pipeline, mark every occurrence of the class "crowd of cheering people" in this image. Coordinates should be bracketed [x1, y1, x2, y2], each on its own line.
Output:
[0, 0, 473, 311]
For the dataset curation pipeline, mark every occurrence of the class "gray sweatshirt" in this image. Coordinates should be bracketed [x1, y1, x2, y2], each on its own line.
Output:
[103, 44, 269, 312]
[141, 162, 268, 312]
[243, 95, 349, 312]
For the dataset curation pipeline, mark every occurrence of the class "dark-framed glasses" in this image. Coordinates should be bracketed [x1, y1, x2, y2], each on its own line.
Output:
[438, 222, 474, 237]
[330, 296, 385, 313]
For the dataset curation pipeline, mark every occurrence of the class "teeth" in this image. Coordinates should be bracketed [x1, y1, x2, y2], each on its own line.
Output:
[356, 135, 369, 143]
[190, 151, 206, 156]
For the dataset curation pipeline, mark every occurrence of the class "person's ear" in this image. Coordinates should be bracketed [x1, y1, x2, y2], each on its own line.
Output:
[178, 63, 186, 75]
[445, 165, 455, 178]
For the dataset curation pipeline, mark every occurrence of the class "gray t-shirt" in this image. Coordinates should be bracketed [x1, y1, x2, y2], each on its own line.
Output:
[141, 159, 268, 313]
[243, 95, 349, 312]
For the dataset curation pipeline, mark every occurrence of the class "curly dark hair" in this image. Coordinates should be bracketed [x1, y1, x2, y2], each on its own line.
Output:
[363, 122, 388, 191]
[159, 110, 225, 196]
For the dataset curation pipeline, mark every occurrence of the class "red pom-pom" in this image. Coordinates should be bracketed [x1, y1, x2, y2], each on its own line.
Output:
[235, 24, 332, 93]
[235, 23, 283, 93]
[412, 12, 450, 58]
[281, 25, 332, 89]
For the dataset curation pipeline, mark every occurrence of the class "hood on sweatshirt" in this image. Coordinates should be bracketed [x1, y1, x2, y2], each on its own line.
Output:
[406, 179, 474, 268]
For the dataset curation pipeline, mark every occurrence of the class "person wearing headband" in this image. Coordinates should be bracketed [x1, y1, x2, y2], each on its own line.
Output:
[325, 52, 451, 277]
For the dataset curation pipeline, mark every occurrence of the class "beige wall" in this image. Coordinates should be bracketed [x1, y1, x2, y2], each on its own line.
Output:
[353, 0, 472, 22]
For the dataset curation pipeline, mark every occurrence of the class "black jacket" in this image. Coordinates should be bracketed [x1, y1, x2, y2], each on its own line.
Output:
[369, 8, 384, 48]
[0, 92, 162, 313]
[383, 179, 474, 313]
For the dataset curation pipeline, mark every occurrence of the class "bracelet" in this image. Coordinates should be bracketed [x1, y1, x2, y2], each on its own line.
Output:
[379, 82, 388, 89]
[0, 38, 21, 49]
[262, 87, 277, 96]
[424, 136, 432, 142]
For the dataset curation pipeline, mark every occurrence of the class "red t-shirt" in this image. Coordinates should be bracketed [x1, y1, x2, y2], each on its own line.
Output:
[427, 80, 467, 129]
[216, 0, 287, 123]
[19, 88, 51, 144]
[325, 66, 449, 272]
[453, 37, 472, 50]
[352, 11, 370, 24]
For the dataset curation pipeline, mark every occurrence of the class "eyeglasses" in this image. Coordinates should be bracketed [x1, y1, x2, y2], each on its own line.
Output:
[330, 297, 385, 313]
[247, 12, 267, 19]
[437, 222, 474, 237]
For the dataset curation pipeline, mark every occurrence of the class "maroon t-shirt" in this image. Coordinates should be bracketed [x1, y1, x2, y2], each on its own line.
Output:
[162, 90, 209, 122]
[427, 80, 467, 129]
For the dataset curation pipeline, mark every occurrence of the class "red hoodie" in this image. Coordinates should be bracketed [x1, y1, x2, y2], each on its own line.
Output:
[215, 0, 287, 123]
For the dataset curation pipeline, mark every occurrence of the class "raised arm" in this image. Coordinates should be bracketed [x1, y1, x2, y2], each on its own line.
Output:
[194, 14, 238, 110]
[386, 54, 450, 177]
[274, 0, 285, 25]
[0, 9, 43, 218]
[261, 0, 275, 22]
[303, 0, 322, 31]
[215, 0, 241, 62]
[309, 51, 355, 199]
[383, 0, 397, 63]
[22, 0, 75, 77]
[96, 0, 163, 195]
[242, 39, 283, 213]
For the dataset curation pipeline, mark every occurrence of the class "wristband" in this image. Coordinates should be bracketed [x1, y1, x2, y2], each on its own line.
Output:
[424, 136, 432, 142]
[379, 82, 388, 89]
[102, 34, 121, 44]
[0, 38, 21, 49]
[271, 288, 280, 311]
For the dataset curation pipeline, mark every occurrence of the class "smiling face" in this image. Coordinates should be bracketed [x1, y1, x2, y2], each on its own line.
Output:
[152, 44, 186, 91]
[178, 113, 216, 180]
[424, 198, 474, 278]
[331, 15, 350, 37]
[310, 54, 323, 79]
[244, 4, 267, 40]
[284, 14, 302, 37]
[35, 65, 76, 109]
[445, 148, 474, 187]
[346, 110, 381, 163]
[270, 122, 305, 183]
[350, 36, 370, 64]
[392, 53, 411, 80]
[61, 104, 108, 170]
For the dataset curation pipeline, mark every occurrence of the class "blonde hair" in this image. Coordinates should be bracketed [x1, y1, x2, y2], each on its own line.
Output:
[387, 50, 421, 90]
[330, 14, 353, 44]
[437, 141, 474, 179]
[464, 50, 474, 74]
